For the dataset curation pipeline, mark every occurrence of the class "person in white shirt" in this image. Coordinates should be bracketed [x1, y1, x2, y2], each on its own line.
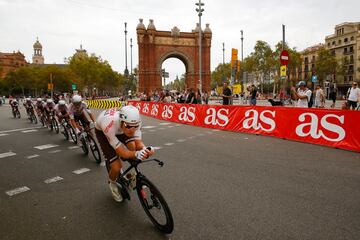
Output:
[314, 84, 325, 108]
[291, 81, 312, 108]
[347, 82, 360, 110]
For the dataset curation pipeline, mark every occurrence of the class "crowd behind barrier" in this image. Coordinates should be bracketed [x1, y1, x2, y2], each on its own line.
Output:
[128, 100, 360, 153]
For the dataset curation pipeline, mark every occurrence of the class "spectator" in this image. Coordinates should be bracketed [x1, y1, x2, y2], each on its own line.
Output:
[202, 91, 209, 104]
[314, 84, 325, 108]
[195, 89, 201, 104]
[346, 82, 360, 110]
[290, 81, 312, 108]
[163, 91, 172, 103]
[222, 82, 232, 105]
[249, 84, 258, 106]
[329, 89, 337, 108]
[186, 89, 196, 104]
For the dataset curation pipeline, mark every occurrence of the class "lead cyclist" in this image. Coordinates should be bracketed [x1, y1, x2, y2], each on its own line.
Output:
[95, 105, 155, 202]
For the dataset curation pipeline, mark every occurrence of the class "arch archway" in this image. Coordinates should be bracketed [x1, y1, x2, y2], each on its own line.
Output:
[136, 19, 212, 94]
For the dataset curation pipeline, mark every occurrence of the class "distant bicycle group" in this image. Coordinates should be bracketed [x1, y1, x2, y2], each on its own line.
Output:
[9, 97, 102, 164]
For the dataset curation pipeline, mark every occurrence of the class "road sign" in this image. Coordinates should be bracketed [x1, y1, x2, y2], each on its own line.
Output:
[280, 50, 289, 66]
[47, 83, 53, 90]
[72, 84, 77, 90]
[312, 75, 318, 83]
[280, 65, 287, 78]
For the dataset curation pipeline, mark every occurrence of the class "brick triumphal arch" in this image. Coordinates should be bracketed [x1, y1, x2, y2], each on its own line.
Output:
[136, 19, 212, 94]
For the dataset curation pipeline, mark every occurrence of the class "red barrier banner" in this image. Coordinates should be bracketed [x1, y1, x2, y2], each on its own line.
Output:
[127, 101, 360, 152]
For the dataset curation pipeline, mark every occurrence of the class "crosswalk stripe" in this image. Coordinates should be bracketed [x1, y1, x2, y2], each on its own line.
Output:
[6, 186, 30, 196]
[0, 152, 16, 159]
[73, 168, 91, 175]
[44, 176, 63, 184]
[26, 154, 39, 159]
[34, 144, 58, 150]
[22, 129, 38, 133]
[0, 133, 9, 137]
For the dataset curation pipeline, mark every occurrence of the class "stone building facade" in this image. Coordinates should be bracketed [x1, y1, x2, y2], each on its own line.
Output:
[325, 22, 360, 83]
[0, 51, 28, 78]
[299, 43, 324, 82]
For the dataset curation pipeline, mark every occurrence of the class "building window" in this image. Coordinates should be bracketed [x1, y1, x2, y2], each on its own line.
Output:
[331, 50, 335, 56]
[338, 39, 341, 44]
[350, 46, 353, 52]
[344, 38, 348, 43]
[304, 57, 308, 63]
[349, 76, 353, 81]
[350, 55, 354, 63]
[332, 41, 335, 45]
[351, 36, 354, 41]
[327, 42, 330, 47]
[344, 48, 347, 54]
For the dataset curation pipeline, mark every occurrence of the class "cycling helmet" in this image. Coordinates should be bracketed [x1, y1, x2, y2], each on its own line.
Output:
[12, 99, 18, 103]
[72, 95, 82, 103]
[58, 100, 66, 105]
[46, 99, 53, 104]
[26, 98, 31, 101]
[119, 105, 141, 125]
[37, 98, 42, 102]
[298, 81, 306, 87]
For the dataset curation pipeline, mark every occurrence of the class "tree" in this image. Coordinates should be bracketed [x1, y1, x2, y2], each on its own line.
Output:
[315, 48, 338, 85]
[211, 63, 231, 89]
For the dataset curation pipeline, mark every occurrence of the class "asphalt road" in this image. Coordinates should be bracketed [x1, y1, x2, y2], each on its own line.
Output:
[0, 104, 360, 240]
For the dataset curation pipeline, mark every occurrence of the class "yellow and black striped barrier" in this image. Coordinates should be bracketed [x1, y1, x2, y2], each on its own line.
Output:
[86, 99, 124, 109]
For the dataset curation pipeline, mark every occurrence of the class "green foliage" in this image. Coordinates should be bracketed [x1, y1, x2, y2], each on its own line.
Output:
[315, 48, 338, 84]
[211, 63, 231, 89]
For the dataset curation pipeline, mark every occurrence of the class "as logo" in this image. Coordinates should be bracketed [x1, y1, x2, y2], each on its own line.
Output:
[204, 108, 229, 127]
[295, 113, 345, 142]
[243, 110, 276, 132]
[161, 105, 174, 119]
[151, 104, 159, 116]
[135, 103, 141, 111]
[142, 103, 149, 114]
[178, 106, 196, 122]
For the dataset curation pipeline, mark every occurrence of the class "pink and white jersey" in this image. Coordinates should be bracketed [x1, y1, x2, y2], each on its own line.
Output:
[44, 102, 55, 111]
[95, 108, 142, 150]
[68, 102, 91, 119]
[54, 104, 69, 116]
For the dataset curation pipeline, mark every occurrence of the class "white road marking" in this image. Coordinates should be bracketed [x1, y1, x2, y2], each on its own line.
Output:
[0, 152, 16, 159]
[159, 122, 171, 125]
[142, 126, 156, 129]
[164, 143, 174, 146]
[34, 144, 59, 150]
[26, 154, 39, 159]
[21, 129, 38, 133]
[206, 131, 214, 134]
[176, 139, 186, 142]
[0, 133, 9, 137]
[187, 136, 195, 139]
[212, 129, 220, 132]
[73, 168, 91, 175]
[68, 146, 79, 149]
[167, 126, 174, 128]
[244, 137, 249, 140]
[153, 146, 162, 150]
[197, 133, 205, 136]
[175, 124, 181, 126]
[49, 150, 61, 154]
[0, 126, 42, 134]
[6, 186, 30, 196]
[44, 176, 63, 184]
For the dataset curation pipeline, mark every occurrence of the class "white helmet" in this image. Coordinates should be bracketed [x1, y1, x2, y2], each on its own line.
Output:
[119, 105, 141, 125]
[13, 99, 18, 103]
[37, 98, 42, 102]
[72, 95, 82, 103]
[58, 100, 66, 105]
[26, 98, 31, 101]
[46, 99, 53, 104]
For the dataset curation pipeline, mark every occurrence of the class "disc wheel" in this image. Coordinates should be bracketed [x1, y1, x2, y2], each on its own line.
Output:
[136, 177, 174, 234]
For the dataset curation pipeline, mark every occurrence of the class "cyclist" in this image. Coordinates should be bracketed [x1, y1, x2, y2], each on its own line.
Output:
[54, 100, 70, 123]
[10, 99, 19, 116]
[68, 95, 96, 136]
[23, 98, 35, 119]
[35, 98, 45, 118]
[95, 105, 155, 202]
[44, 99, 56, 126]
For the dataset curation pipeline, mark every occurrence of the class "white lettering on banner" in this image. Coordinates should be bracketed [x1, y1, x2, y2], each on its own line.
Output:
[135, 103, 141, 111]
[295, 113, 345, 142]
[142, 103, 149, 114]
[151, 104, 159, 116]
[161, 105, 174, 119]
[243, 110, 276, 132]
[178, 106, 196, 122]
[204, 108, 229, 127]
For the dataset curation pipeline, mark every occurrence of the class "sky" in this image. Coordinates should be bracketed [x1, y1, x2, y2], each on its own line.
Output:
[1, 0, 360, 84]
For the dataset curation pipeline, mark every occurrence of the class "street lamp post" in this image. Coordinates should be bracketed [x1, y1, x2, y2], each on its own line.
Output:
[222, 42, 225, 83]
[241, 30, 245, 86]
[195, 0, 204, 94]
[130, 38, 133, 75]
[124, 22, 129, 77]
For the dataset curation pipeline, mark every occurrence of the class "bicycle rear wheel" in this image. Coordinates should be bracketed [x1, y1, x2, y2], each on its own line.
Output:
[87, 134, 101, 164]
[31, 114, 37, 124]
[62, 124, 69, 140]
[67, 125, 77, 144]
[136, 177, 174, 234]
[81, 136, 89, 155]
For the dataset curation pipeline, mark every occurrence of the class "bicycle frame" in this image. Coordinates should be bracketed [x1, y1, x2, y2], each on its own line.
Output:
[119, 158, 164, 182]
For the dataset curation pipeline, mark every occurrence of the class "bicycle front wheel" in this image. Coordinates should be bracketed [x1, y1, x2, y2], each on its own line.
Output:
[87, 134, 101, 164]
[136, 177, 174, 234]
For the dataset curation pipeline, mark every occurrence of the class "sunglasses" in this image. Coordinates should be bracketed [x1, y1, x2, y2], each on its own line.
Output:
[123, 122, 139, 129]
